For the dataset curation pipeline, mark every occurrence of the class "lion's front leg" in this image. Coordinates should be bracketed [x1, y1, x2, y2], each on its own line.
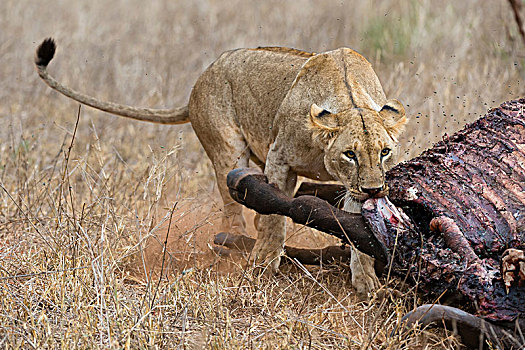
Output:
[344, 195, 381, 299]
[250, 147, 297, 272]
[250, 214, 287, 272]
[350, 246, 381, 300]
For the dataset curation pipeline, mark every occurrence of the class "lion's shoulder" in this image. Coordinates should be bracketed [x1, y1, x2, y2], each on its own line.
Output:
[252, 46, 315, 58]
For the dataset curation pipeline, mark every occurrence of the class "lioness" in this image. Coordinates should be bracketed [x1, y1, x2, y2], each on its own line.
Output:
[35, 39, 407, 299]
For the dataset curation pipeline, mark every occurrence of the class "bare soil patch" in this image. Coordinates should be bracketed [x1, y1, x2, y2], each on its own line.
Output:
[139, 192, 341, 279]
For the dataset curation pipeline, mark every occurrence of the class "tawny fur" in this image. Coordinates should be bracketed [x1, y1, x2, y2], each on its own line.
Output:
[35, 40, 407, 297]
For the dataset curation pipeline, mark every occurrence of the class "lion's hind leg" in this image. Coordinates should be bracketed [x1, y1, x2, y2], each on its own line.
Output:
[189, 75, 251, 237]
[204, 135, 251, 236]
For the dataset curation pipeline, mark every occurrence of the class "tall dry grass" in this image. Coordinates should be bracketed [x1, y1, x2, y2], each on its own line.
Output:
[0, 0, 523, 348]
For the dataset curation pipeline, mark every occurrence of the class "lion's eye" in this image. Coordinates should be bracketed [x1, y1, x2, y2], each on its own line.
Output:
[343, 150, 356, 160]
[380, 148, 391, 157]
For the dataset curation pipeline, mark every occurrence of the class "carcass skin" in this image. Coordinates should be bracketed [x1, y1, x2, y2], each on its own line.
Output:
[217, 99, 525, 349]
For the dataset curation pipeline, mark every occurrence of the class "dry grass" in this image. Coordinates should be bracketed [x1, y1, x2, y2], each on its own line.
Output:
[0, 0, 523, 348]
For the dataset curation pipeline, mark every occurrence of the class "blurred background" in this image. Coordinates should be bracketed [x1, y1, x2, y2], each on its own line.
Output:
[2, 0, 523, 171]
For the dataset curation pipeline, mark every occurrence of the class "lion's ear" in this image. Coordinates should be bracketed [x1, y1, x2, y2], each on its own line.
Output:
[309, 103, 340, 146]
[379, 99, 408, 142]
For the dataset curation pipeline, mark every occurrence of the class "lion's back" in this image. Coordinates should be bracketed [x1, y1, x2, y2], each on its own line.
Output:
[188, 47, 313, 160]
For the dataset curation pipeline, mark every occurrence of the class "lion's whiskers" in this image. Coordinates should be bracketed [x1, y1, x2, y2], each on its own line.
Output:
[342, 191, 363, 214]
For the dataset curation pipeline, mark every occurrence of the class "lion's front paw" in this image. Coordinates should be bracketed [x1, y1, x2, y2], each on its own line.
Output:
[249, 240, 283, 273]
[350, 247, 381, 300]
[352, 267, 381, 301]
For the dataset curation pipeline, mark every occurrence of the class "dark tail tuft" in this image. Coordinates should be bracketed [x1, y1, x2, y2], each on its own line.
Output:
[35, 38, 56, 67]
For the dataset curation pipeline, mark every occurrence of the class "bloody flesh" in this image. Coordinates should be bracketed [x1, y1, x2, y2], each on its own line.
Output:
[378, 100, 525, 323]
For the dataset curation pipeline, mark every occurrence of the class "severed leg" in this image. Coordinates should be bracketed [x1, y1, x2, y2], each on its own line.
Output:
[213, 232, 353, 265]
[220, 168, 387, 300]
[295, 181, 346, 208]
[224, 168, 389, 265]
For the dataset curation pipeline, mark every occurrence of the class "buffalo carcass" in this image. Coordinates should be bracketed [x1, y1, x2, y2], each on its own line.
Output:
[215, 99, 525, 349]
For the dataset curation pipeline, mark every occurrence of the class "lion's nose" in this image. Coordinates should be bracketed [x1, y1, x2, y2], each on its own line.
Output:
[360, 186, 383, 196]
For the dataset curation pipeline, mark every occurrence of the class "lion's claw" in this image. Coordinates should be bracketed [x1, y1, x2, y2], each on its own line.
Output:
[249, 241, 283, 273]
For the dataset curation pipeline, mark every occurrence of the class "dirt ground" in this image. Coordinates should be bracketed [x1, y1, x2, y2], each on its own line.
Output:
[141, 192, 341, 278]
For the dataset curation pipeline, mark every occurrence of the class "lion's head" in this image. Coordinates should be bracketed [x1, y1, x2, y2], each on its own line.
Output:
[309, 100, 407, 210]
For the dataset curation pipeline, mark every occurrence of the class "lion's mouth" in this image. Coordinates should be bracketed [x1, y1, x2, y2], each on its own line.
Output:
[346, 185, 389, 202]
[343, 185, 389, 214]
[346, 190, 370, 202]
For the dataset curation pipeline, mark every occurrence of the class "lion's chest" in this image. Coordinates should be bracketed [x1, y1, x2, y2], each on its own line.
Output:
[245, 133, 332, 181]
[296, 166, 333, 181]
[290, 151, 333, 181]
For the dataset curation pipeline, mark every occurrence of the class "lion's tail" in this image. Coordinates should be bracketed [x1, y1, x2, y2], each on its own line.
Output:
[35, 38, 190, 125]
